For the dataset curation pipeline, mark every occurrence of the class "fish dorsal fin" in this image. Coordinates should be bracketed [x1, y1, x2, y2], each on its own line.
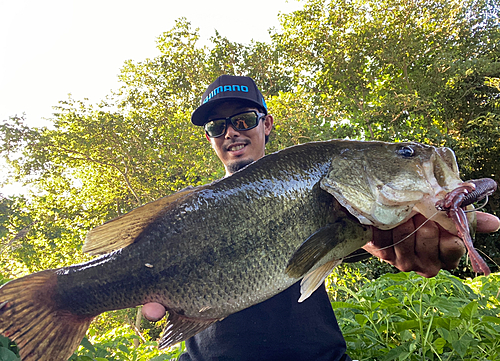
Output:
[83, 187, 197, 255]
[159, 311, 218, 349]
[298, 259, 342, 302]
[286, 218, 372, 280]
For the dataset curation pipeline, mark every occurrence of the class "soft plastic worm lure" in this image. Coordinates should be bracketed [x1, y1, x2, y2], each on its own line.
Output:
[435, 178, 498, 275]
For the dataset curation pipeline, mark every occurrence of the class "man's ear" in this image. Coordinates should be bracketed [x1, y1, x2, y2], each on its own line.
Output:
[264, 114, 274, 136]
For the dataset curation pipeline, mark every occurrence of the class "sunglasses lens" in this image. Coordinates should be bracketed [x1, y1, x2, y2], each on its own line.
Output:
[205, 119, 227, 137]
[204, 111, 263, 138]
[230, 112, 259, 130]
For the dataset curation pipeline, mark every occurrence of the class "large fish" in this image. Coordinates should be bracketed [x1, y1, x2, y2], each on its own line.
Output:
[0, 140, 493, 361]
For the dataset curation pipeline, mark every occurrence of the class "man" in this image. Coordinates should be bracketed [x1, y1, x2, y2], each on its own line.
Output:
[143, 75, 500, 360]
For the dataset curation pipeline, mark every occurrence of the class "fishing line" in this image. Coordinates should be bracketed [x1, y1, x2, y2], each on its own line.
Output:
[342, 210, 441, 261]
[343, 198, 488, 262]
[371, 210, 441, 252]
[476, 247, 499, 273]
[464, 196, 489, 213]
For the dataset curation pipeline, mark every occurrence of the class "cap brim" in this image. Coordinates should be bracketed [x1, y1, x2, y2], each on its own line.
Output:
[191, 97, 267, 126]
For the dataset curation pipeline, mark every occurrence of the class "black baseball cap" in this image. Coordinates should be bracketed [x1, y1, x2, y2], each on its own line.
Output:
[191, 75, 267, 126]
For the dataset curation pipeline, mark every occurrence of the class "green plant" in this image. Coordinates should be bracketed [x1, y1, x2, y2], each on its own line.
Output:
[69, 325, 184, 361]
[0, 335, 20, 361]
[330, 271, 500, 360]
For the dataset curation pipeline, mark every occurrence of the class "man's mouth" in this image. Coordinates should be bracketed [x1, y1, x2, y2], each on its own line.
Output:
[227, 143, 247, 152]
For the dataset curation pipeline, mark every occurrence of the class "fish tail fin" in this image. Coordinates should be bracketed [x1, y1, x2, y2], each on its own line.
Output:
[0, 270, 93, 361]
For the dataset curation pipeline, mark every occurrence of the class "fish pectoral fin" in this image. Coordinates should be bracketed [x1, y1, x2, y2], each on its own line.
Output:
[83, 186, 198, 255]
[286, 218, 372, 279]
[285, 223, 342, 279]
[298, 259, 341, 302]
[159, 311, 218, 349]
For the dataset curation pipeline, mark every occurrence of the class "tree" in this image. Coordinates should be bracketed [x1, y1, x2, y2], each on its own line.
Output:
[0, 18, 295, 276]
[275, 0, 500, 142]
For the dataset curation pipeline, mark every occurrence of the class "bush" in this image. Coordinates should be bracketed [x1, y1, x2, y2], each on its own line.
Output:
[69, 324, 184, 361]
[329, 271, 500, 360]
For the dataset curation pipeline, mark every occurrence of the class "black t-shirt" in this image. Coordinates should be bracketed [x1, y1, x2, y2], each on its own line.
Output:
[178, 282, 351, 361]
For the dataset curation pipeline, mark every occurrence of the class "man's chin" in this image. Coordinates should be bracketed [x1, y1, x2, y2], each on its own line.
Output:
[227, 159, 255, 174]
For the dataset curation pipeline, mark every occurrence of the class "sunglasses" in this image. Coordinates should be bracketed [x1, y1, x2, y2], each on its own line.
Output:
[204, 111, 266, 138]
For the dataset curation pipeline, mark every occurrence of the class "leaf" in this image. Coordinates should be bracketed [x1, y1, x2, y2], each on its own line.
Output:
[118, 344, 130, 353]
[460, 301, 478, 318]
[394, 320, 420, 333]
[451, 339, 467, 358]
[433, 337, 447, 354]
[0, 335, 10, 348]
[451, 334, 474, 358]
[355, 314, 369, 327]
[0, 348, 20, 361]
[382, 341, 415, 361]
[432, 298, 462, 317]
[379, 297, 401, 309]
[150, 355, 172, 361]
[79, 337, 95, 353]
[383, 273, 410, 282]
[482, 316, 500, 325]
[437, 327, 455, 344]
[330, 301, 362, 310]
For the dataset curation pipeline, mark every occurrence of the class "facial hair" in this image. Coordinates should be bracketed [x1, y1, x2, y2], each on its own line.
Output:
[227, 159, 255, 175]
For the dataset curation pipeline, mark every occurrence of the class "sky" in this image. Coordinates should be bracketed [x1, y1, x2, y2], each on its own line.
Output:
[0, 0, 303, 195]
[0, 0, 303, 126]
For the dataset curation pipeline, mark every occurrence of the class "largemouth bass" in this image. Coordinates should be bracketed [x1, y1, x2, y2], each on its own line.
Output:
[0, 139, 492, 361]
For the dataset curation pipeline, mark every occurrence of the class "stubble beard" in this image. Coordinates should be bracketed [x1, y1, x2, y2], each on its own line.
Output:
[226, 159, 255, 175]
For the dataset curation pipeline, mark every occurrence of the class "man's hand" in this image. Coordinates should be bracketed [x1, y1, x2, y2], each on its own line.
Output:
[363, 211, 500, 278]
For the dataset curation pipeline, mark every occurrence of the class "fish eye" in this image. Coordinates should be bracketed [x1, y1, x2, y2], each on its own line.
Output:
[397, 145, 415, 158]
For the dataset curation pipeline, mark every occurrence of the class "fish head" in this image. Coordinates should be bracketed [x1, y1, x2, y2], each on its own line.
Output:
[320, 141, 464, 231]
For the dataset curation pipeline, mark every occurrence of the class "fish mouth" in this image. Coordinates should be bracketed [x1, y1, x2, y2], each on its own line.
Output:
[411, 148, 467, 234]
[422, 148, 463, 200]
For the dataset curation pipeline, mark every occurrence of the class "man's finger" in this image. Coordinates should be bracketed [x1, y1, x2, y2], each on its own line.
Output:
[363, 228, 395, 262]
[142, 302, 166, 321]
[411, 214, 440, 277]
[476, 212, 500, 233]
[392, 217, 419, 270]
[437, 226, 466, 270]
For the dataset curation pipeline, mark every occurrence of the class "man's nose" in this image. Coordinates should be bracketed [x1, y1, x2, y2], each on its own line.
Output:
[225, 123, 241, 138]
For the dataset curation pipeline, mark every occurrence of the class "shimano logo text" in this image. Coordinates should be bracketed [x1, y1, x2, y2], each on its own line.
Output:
[203, 85, 249, 104]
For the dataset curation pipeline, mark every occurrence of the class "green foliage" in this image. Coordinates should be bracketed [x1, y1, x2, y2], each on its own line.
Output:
[1, 0, 499, 359]
[0, 335, 20, 361]
[329, 271, 500, 360]
[69, 326, 184, 361]
[276, 0, 500, 139]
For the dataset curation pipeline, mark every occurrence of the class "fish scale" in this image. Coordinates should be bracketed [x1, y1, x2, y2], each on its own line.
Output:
[1, 139, 492, 361]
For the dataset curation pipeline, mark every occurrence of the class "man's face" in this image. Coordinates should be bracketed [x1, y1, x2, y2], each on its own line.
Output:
[206, 102, 273, 176]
